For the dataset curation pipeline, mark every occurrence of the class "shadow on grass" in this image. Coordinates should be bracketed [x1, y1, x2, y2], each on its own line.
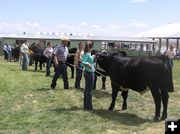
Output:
[51, 106, 82, 113]
[36, 86, 76, 91]
[51, 106, 153, 125]
[9, 68, 46, 74]
[47, 75, 63, 78]
[9, 68, 21, 72]
[78, 88, 111, 98]
[93, 90, 111, 98]
[36, 88, 51, 91]
[91, 109, 153, 125]
[28, 69, 46, 73]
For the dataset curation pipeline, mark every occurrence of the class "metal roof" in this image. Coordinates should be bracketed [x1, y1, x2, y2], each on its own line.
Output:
[0, 33, 156, 43]
[134, 23, 180, 38]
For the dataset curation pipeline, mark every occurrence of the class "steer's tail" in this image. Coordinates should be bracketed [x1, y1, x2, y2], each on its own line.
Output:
[161, 55, 174, 92]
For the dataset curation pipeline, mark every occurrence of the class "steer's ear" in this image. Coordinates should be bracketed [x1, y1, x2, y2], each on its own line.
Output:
[95, 53, 100, 59]
[97, 53, 107, 61]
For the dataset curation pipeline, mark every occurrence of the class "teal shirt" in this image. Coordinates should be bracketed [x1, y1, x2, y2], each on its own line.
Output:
[82, 52, 95, 72]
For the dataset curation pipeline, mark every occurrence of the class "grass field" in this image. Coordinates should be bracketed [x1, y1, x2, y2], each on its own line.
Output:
[0, 56, 179, 134]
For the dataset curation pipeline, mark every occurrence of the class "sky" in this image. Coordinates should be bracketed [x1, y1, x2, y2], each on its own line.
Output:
[0, 0, 180, 36]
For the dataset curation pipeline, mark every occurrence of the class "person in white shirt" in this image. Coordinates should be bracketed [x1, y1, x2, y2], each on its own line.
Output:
[43, 42, 54, 76]
[7, 44, 12, 61]
[165, 45, 176, 67]
[75, 42, 84, 89]
[20, 41, 29, 70]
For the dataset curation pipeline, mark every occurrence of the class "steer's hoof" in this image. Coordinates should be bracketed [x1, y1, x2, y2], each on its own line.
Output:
[107, 108, 113, 112]
[161, 114, 167, 121]
[168, 88, 174, 92]
[153, 116, 160, 122]
[122, 103, 127, 110]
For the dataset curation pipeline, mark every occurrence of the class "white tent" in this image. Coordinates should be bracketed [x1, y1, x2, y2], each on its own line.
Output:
[134, 23, 180, 37]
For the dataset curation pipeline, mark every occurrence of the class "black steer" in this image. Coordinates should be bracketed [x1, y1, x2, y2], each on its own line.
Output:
[93, 50, 127, 90]
[66, 47, 77, 79]
[97, 53, 174, 121]
[92, 49, 107, 90]
[12, 46, 20, 62]
[29, 45, 46, 70]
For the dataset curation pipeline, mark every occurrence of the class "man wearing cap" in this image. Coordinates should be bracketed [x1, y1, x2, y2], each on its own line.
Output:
[51, 37, 70, 89]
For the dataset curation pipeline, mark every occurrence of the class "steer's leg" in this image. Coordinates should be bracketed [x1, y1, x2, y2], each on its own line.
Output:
[40, 62, 42, 70]
[160, 88, 169, 120]
[121, 90, 129, 110]
[102, 76, 106, 90]
[108, 83, 119, 111]
[71, 66, 74, 79]
[150, 87, 161, 121]
[35, 61, 38, 70]
[93, 75, 97, 90]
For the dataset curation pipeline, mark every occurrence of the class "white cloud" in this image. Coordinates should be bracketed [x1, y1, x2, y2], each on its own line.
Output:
[0, 22, 41, 33]
[91, 25, 101, 29]
[1, 22, 9, 27]
[54, 22, 70, 32]
[0, 21, 131, 36]
[132, 22, 148, 27]
[129, 0, 148, 3]
[80, 22, 88, 26]
[131, 20, 148, 28]
[24, 22, 40, 28]
[109, 24, 124, 30]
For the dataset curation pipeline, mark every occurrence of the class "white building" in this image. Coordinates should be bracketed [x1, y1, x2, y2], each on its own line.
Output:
[0, 33, 156, 55]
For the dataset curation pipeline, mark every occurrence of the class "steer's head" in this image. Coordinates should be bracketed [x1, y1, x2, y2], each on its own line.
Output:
[96, 52, 112, 73]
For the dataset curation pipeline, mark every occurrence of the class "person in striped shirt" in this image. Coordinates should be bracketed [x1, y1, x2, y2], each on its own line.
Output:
[51, 37, 70, 90]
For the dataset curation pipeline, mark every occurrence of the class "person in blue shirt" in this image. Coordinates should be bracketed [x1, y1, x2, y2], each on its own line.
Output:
[82, 41, 95, 110]
[3, 44, 8, 60]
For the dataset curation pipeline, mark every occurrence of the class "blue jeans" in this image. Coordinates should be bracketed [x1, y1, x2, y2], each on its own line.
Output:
[22, 53, 29, 70]
[84, 71, 94, 110]
[4, 50, 8, 60]
[7, 51, 12, 61]
[75, 61, 83, 88]
[46, 57, 52, 76]
[51, 62, 69, 89]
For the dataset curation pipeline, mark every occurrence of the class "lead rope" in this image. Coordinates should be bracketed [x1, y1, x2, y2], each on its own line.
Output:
[65, 61, 148, 95]
[65, 61, 123, 88]
[65, 61, 106, 77]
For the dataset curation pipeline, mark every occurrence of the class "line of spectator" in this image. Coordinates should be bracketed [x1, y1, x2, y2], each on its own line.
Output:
[3, 44, 12, 61]
[2, 39, 96, 112]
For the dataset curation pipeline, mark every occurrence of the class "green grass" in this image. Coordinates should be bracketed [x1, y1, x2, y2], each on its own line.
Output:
[0, 57, 180, 134]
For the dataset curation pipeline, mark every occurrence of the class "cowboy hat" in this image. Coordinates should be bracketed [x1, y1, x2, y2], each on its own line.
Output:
[60, 36, 70, 42]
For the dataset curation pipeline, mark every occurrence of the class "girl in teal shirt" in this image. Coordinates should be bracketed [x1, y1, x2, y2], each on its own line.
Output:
[82, 41, 94, 110]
